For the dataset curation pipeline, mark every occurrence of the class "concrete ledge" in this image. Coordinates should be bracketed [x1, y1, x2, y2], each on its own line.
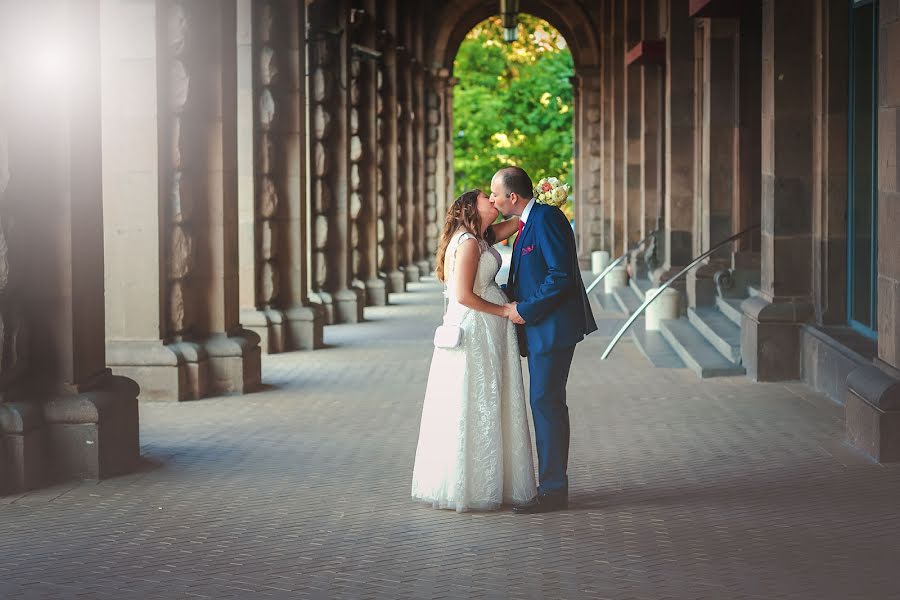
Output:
[203, 330, 262, 396]
[741, 296, 815, 382]
[0, 401, 46, 493]
[365, 278, 387, 307]
[801, 326, 874, 406]
[43, 374, 140, 482]
[284, 304, 324, 350]
[241, 308, 287, 355]
[107, 340, 207, 401]
[847, 365, 900, 462]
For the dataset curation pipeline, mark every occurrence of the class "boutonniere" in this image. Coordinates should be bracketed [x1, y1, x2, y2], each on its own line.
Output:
[522, 244, 536, 255]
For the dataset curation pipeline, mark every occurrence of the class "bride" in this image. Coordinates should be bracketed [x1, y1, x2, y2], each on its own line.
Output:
[411, 189, 537, 512]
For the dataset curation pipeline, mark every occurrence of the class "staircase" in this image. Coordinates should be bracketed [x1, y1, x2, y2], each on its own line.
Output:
[591, 272, 758, 379]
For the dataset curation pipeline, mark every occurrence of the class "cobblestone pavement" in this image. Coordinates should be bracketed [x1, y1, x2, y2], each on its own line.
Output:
[3, 279, 900, 599]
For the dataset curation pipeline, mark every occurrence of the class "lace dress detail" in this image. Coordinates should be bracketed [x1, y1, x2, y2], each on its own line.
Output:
[411, 231, 537, 512]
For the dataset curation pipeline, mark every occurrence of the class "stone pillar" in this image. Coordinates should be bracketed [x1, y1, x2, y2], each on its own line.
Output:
[660, 0, 696, 278]
[397, 48, 419, 283]
[102, 0, 210, 400]
[414, 64, 430, 277]
[351, 1, 386, 307]
[641, 0, 664, 248]
[2, 0, 139, 490]
[612, 0, 627, 257]
[376, 26, 404, 295]
[188, 0, 261, 394]
[740, 0, 816, 382]
[624, 0, 643, 251]
[425, 71, 444, 271]
[308, 0, 362, 324]
[735, 4, 763, 260]
[686, 17, 740, 307]
[601, 0, 615, 255]
[236, 0, 323, 352]
[445, 78, 459, 208]
[845, 0, 900, 461]
[575, 68, 604, 266]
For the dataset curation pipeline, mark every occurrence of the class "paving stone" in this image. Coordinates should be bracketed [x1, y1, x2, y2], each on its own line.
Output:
[1, 280, 900, 599]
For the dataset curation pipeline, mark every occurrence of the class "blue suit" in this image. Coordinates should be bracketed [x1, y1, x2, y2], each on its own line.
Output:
[506, 202, 597, 494]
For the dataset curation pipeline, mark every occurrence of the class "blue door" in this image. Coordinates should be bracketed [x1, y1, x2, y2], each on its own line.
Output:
[848, 0, 878, 338]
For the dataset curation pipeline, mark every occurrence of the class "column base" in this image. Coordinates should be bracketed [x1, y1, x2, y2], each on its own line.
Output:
[107, 340, 208, 401]
[0, 401, 46, 494]
[333, 288, 363, 324]
[284, 304, 325, 350]
[309, 291, 334, 325]
[385, 270, 406, 295]
[846, 365, 900, 462]
[203, 330, 262, 395]
[403, 264, 421, 284]
[686, 262, 723, 308]
[365, 278, 387, 306]
[241, 308, 287, 354]
[740, 295, 814, 381]
[416, 259, 431, 278]
[42, 371, 140, 482]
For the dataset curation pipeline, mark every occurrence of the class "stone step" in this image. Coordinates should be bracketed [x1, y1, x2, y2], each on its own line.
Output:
[716, 296, 744, 327]
[612, 284, 642, 315]
[688, 306, 742, 363]
[630, 322, 686, 369]
[660, 318, 746, 378]
[629, 276, 654, 301]
[748, 285, 761, 298]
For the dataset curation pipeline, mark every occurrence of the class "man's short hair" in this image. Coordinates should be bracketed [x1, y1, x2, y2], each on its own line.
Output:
[496, 166, 533, 200]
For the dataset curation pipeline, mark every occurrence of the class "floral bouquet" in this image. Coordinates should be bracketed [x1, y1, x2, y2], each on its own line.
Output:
[534, 176, 570, 207]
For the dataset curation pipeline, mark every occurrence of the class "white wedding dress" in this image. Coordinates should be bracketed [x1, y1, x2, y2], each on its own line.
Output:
[411, 231, 537, 512]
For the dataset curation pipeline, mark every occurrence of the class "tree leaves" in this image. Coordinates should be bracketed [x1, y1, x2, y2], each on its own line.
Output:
[453, 15, 574, 220]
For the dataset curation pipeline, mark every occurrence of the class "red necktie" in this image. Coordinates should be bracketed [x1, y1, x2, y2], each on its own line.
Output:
[514, 219, 524, 251]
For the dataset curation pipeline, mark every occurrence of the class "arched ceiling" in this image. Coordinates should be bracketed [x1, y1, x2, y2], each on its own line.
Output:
[426, 0, 601, 74]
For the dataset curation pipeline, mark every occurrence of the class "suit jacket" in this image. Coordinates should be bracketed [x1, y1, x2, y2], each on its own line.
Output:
[506, 202, 598, 356]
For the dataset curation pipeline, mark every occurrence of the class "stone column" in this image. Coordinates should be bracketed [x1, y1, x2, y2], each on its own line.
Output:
[101, 0, 209, 400]
[189, 0, 262, 394]
[575, 68, 604, 264]
[237, 0, 323, 352]
[686, 17, 740, 307]
[845, 0, 900, 461]
[611, 0, 627, 257]
[641, 0, 664, 251]
[2, 0, 139, 491]
[740, 0, 816, 382]
[735, 5, 763, 260]
[445, 77, 459, 209]
[414, 64, 430, 277]
[376, 27, 404, 294]
[601, 0, 615, 254]
[425, 71, 444, 271]
[307, 0, 362, 324]
[660, 0, 696, 278]
[350, 1, 386, 307]
[624, 0, 643, 250]
[397, 48, 418, 283]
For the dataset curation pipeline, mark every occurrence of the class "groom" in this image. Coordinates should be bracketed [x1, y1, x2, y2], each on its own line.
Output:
[491, 166, 598, 514]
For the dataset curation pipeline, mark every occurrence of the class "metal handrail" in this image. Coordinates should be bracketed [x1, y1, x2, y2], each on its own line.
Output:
[585, 229, 659, 295]
[600, 224, 761, 360]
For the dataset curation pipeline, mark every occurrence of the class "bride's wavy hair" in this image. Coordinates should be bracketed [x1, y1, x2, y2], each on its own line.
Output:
[435, 189, 496, 282]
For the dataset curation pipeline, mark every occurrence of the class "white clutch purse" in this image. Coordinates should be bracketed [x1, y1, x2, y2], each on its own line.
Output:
[433, 324, 463, 348]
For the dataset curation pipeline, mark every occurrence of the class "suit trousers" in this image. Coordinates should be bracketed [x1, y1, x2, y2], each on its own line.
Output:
[526, 345, 576, 494]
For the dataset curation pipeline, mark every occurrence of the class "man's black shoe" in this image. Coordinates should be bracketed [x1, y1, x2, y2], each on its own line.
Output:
[512, 492, 568, 514]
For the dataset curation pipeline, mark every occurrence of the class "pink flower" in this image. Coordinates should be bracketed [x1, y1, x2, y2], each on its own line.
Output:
[541, 182, 552, 192]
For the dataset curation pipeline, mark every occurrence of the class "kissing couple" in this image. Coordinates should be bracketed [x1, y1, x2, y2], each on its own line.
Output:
[411, 166, 597, 513]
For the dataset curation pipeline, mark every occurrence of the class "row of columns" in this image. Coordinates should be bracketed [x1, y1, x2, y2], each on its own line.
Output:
[0, 0, 455, 493]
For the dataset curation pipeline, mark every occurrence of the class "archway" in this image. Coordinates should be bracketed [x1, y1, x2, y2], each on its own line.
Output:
[452, 15, 576, 225]
[428, 0, 604, 264]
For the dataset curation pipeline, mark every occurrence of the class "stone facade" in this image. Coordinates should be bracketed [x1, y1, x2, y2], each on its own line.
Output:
[3, 0, 900, 493]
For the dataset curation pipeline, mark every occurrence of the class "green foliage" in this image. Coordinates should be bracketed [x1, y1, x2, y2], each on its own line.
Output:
[453, 15, 575, 220]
